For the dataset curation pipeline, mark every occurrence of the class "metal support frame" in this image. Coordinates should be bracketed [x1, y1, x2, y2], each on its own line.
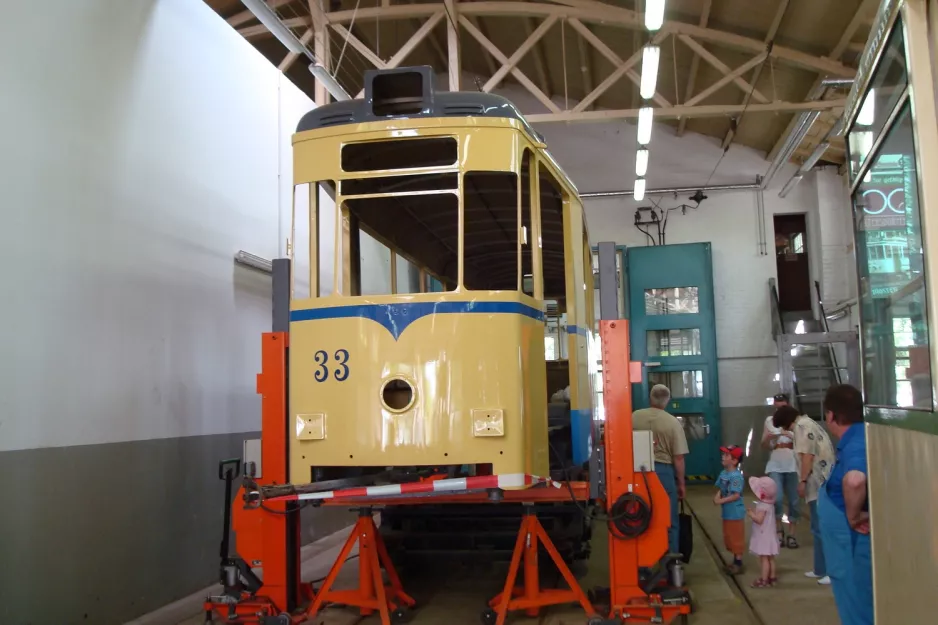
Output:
[239, 0, 855, 130]
[591, 241, 619, 501]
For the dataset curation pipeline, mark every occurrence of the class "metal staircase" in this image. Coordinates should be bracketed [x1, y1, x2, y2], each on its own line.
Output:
[770, 279, 859, 419]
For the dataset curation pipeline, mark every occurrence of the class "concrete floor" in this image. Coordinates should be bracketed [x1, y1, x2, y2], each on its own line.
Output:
[683, 486, 839, 625]
[181, 485, 838, 625]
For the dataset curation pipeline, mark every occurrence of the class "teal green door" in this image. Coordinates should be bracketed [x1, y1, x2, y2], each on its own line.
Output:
[627, 243, 721, 479]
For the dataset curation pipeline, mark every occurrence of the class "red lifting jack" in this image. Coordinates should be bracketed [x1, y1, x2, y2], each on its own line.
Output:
[305, 507, 415, 625]
[483, 505, 597, 625]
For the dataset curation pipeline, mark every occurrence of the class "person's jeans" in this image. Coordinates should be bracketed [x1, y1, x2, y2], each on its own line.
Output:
[818, 486, 873, 625]
[809, 499, 827, 576]
[654, 462, 680, 556]
[768, 471, 801, 522]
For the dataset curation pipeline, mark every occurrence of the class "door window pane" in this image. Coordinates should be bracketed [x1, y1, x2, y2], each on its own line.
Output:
[853, 103, 932, 409]
[675, 414, 708, 441]
[645, 287, 699, 315]
[649, 370, 704, 398]
[647, 328, 702, 357]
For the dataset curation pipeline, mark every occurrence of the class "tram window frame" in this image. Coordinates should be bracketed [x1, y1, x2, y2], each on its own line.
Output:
[520, 150, 536, 296]
[342, 191, 459, 293]
[341, 137, 458, 172]
[462, 171, 520, 291]
[538, 167, 567, 303]
[291, 180, 337, 299]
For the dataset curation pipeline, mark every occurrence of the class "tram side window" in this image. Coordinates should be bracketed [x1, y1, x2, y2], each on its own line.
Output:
[462, 171, 519, 290]
[291, 181, 337, 298]
[395, 254, 421, 294]
[539, 170, 566, 302]
[358, 230, 392, 295]
[342, 172, 458, 292]
[521, 151, 535, 296]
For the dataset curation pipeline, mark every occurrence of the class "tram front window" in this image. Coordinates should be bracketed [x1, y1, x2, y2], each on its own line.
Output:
[853, 103, 932, 409]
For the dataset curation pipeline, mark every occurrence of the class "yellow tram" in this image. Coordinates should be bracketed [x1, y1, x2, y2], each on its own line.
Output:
[287, 66, 596, 493]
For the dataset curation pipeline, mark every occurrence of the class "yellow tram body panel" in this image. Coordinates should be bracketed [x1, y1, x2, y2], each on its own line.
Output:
[284, 71, 593, 485]
[288, 291, 549, 481]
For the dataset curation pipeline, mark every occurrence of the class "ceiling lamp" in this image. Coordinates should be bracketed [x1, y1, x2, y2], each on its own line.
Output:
[645, 0, 666, 31]
[239, 0, 311, 57]
[634, 178, 647, 201]
[637, 107, 654, 145]
[640, 46, 660, 100]
[635, 149, 649, 177]
[308, 63, 351, 101]
[857, 89, 875, 126]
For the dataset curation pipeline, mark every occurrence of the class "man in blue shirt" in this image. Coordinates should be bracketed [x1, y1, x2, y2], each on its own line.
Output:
[818, 384, 872, 625]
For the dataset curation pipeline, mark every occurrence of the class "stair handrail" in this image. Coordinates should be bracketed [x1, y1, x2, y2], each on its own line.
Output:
[769, 278, 785, 339]
[814, 281, 843, 385]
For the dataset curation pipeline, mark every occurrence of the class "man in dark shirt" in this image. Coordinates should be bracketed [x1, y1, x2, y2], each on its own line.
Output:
[818, 384, 872, 625]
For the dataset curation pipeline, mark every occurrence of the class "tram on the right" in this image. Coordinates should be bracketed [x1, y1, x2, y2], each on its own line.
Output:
[844, 0, 938, 621]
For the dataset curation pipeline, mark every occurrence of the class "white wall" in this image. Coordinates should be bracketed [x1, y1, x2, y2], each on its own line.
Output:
[492, 83, 857, 409]
[0, 0, 313, 451]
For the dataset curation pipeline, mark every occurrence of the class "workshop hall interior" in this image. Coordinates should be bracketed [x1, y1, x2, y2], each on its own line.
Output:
[2, 1, 937, 624]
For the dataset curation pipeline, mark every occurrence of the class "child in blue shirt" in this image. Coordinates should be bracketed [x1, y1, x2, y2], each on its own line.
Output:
[714, 445, 746, 574]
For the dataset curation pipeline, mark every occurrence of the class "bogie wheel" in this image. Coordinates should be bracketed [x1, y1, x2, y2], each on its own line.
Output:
[480, 607, 498, 625]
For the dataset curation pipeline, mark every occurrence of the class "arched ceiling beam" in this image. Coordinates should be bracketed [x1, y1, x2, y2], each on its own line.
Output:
[323, 1, 855, 78]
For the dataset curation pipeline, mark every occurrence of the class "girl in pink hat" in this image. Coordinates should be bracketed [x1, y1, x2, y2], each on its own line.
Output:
[747, 476, 780, 588]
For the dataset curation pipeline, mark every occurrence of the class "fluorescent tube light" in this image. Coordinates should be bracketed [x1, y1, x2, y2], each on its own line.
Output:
[308, 63, 351, 101]
[645, 0, 666, 31]
[239, 0, 311, 57]
[637, 107, 653, 145]
[635, 149, 649, 177]
[640, 46, 660, 99]
[779, 174, 803, 199]
[857, 89, 875, 126]
[634, 178, 646, 201]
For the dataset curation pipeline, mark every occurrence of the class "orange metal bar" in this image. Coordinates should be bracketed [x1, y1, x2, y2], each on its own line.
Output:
[205, 333, 299, 624]
[600, 320, 691, 624]
[600, 320, 643, 606]
[255, 332, 299, 611]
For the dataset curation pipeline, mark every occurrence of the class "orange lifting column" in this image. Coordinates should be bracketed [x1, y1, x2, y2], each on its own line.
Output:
[486, 507, 596, 625]
[305, 508, 415, 625]
[601, 320, 690, 624]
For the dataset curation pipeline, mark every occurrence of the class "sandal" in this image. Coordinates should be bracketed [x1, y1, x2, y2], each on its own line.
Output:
[751, 578, 770, 588]
[786, 535, 799, 549]
[768, 577, 778, 586]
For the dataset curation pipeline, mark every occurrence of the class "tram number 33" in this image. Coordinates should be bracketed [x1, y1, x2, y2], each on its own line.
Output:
[314, 349, 350, 382]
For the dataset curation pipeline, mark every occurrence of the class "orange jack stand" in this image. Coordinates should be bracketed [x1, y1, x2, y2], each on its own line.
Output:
[485, 506, 596, 625]
[305, 507, 415, 625]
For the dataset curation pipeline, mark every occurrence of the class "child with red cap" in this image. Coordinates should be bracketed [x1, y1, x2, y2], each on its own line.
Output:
[713, 445, 746, 574]
[748, 475, 780, 588]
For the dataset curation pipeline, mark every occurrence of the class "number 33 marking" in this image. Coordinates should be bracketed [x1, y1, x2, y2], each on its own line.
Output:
[314, 349, 350, 382]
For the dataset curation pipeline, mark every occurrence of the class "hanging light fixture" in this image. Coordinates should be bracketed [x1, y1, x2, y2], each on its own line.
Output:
[645, 0, 666, 31]
[857, 89, 875, 126]
[635, 149, 649, 177]
[634, 178, 647, 201]
[308, 63, 351, 101]
[637, 107, 654, 145]
[640, 46, 660, 99]
[239, 0, 312, 57]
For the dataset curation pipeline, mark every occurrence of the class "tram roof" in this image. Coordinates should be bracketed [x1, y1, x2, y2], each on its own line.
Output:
[295, 90, 545, 144]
